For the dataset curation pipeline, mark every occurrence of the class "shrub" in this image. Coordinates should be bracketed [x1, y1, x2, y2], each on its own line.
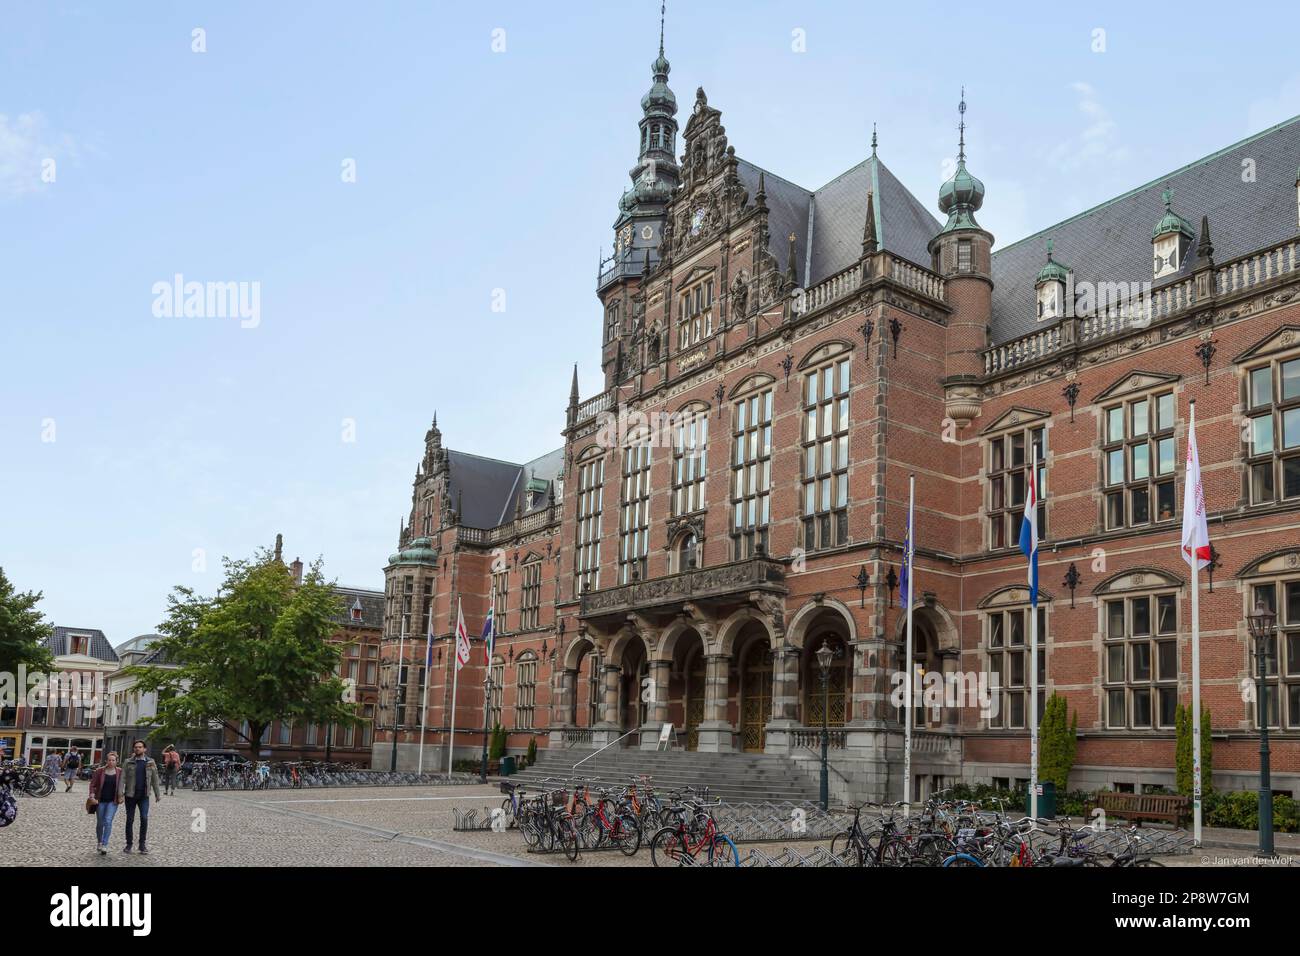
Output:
[525, 737, 537, 767]
[489, 723, 506, 760]
[1038, 694, 1078, 791]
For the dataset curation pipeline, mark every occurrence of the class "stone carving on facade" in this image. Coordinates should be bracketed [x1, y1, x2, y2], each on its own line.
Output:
[664, 513, 705, 550]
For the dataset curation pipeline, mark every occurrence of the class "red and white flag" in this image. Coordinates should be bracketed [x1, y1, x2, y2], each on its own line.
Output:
[454, 598, 472, 670]
[1180, 405, 1212, 570]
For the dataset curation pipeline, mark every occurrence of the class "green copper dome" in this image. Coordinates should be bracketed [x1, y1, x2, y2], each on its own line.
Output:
[1035, 239, 1070, 284]
[1152, 189, 1194, 240]
[393, 536, 437, 566]
[640, 54, 676, 115]
[938, 160, 985, 216]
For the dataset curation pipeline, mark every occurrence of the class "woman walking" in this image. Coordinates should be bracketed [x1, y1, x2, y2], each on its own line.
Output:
[88, 752, 124, 855]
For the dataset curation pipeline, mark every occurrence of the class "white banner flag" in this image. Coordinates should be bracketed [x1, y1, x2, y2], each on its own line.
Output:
[1180, 405, 1211, 570]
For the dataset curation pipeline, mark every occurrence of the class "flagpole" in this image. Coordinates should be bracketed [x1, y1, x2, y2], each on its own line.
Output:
[417, 625, 432, 775]
[479, 586, 494, 784]
[389, 622, 406, 772]
[447, 597, 462, 774]
[903, 473, 914, 814]
[1189, 401, 1203, 846]
[1029, 445, 1039, 822]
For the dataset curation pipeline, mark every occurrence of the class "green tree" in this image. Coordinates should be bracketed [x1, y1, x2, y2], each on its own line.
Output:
[1038, 693, 1078, 791]
[489, 723, 506, 761]
[128, 550, 358, 760]
[1175, 703, 1213, 796]
[525, 736, 537, 767]
[1175, 704, 1191, 795]
[0, 567, 55, 678]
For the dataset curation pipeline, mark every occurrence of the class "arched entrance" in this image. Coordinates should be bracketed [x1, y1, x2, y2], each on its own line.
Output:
[803, 631, 850, 727]
[569, 639, 599, 729]
[667, 630, 706, 751]
[619, 636, 649, 734]
[739, 634, 773, 752]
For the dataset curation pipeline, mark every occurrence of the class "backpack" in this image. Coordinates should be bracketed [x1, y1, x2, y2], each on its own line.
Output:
[66, 754, 81, 769]
[0, 786, 17, 827]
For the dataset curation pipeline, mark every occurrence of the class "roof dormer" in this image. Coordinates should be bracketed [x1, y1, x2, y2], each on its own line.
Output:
[1034, 239, 1070, 321]
[1151, 188, 1194, 280]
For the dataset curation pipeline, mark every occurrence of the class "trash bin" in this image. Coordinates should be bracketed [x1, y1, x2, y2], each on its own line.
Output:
[500, 755, 516, 777]
[1026, 781, 1057, 819]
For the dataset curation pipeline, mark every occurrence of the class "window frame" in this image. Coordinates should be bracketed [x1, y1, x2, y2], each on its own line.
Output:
[730, 388, 773, 559]
[1102, 592, 1179, 730]
[986, 424, 1047, 551]
[800, 358, 851, 552]
[1244, 356, 1300, 505]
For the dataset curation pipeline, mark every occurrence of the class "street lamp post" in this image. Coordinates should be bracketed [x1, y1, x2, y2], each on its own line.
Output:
[479, 674, 493, 784]
[815, 643, 837, 812]
[1246, 600, 1277, 858]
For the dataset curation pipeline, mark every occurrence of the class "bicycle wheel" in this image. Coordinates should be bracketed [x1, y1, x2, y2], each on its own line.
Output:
[556, 819, 579, 862]
[28, 775, 54, 797]
[941, 853, 984, 867]
[830, 831, 864, 867]
[709, 835, 739, 867]
[1134, 858, 1165, 867]
[616, 814, 641, 857]
[878, 837, 911, 867]
[649, 827, 688, 867]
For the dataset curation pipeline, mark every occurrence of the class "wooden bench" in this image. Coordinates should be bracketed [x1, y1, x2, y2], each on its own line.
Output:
[1085, 791, 1190, 828]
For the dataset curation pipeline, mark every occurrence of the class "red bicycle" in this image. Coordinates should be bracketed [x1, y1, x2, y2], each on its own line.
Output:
[648, 797, 738, 867]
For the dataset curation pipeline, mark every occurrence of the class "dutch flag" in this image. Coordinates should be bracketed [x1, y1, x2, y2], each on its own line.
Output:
[1019, 463, 1039, 607]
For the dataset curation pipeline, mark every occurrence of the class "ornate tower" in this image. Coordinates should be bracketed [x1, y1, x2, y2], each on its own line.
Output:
[929, 91, 994, 428]
[597, 6, 682, 387]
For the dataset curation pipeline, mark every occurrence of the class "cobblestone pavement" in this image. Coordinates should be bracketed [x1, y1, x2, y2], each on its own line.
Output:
[3, 785, 1289, 867]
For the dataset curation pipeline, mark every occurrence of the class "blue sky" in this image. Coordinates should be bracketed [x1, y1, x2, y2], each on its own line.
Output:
[3, 0, 1299, 645]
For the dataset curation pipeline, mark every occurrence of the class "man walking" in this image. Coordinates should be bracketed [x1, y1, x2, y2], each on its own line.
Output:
[122, 740, 162, 855]
[62, 748, 81, 791]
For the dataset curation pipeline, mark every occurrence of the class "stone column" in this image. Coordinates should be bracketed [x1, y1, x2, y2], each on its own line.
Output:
[590, 663, 623, 748]
[640, 659, 672, 750]
[696, 654, 735, 752]
[939, 648, 961, 728]
[764, 645, 801, 754]
[547, 668, 578, 749]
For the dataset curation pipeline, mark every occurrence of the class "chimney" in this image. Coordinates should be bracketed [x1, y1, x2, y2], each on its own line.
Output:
[291, 558, 303, 585]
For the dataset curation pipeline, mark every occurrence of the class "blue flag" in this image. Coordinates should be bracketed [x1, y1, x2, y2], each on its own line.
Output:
[1019, 468, 1039, 607]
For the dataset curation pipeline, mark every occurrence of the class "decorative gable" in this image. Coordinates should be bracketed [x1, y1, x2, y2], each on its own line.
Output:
[1232, 325, 1300, 364]
[1238, 548, 1300, 579]
[977, 585, 1054, 609]
[980, 407, 1051, 435]
[1092, 370, 1181, 404]
[797, 339, 853, 370]
[1092, 567, 1184, 595]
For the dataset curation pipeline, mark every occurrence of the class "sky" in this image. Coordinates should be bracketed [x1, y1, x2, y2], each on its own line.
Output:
[3, 0, 1300, 646]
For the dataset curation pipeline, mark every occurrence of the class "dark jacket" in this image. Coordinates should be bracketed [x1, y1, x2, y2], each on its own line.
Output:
[122, 756, 162, 801]
[88, 767, 125, 805]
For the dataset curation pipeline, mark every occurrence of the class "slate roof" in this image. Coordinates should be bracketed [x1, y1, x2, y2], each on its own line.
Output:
[735, 155, 942, 287]
[331, 586, 385, 629]
[989, 114, 1300, 344]
[445, 446, 564, 530]
[48, 627, 119, 663]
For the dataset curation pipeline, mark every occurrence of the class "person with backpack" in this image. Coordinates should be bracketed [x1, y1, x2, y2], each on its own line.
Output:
[161, 745, 181, 795]
[63, 749, 82, 792]
[87, 751, 124, 855]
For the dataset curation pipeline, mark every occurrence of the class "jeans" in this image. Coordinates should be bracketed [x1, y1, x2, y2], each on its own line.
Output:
[124, 796, 150, 847]
[163, 767, 177, 793]
[95, 801, 119, 847]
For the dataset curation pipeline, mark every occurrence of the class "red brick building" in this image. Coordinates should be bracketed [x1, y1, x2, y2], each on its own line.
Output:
[374, 41, 1300, 801]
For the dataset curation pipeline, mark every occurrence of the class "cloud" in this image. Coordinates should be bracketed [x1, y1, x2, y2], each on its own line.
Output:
[1041, 82, 1131, 172]
[0, 111, 76, 199]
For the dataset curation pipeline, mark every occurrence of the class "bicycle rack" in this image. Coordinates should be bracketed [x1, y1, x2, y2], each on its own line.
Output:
[451, 807, 498, 831]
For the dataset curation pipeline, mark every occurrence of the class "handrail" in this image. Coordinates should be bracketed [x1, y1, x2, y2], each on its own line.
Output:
[570, 727, 641, 775]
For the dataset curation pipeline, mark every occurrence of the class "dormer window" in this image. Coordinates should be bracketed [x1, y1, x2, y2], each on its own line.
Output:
[1151, 188, 1194, 280]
